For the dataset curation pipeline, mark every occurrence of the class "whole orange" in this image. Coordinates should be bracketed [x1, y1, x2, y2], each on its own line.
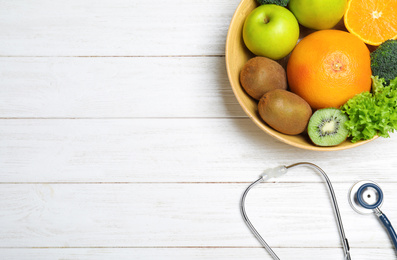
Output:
[287, 30, 372, 110]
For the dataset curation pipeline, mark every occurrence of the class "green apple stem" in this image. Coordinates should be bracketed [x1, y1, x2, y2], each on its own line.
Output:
[263, 16, 269, 24]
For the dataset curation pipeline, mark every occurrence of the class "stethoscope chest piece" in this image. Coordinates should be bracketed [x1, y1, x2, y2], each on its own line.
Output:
[349, 180, 383, 215]
[242, 164, 397, 259]
[348, 180, 397, 251]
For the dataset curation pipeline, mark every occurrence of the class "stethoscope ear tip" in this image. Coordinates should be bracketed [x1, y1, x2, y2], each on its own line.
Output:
[348, 180, 384, 215]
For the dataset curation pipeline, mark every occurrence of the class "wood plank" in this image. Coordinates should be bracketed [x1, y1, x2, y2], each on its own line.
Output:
[1, 119, 396, 183]
[0, 57, 245, 118]
[0, 248, 395, 260]
[0, 183, 396, 250]
[0, 0, 238, 56]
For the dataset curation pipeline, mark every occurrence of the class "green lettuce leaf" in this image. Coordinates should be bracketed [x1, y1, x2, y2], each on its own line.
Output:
[341, 76, 397, 142]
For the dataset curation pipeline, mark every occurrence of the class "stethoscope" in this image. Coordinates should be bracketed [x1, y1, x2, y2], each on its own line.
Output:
[240, 162, 397, 259]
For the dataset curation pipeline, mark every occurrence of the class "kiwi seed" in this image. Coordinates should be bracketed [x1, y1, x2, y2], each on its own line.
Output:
[307, 108, 349, 146]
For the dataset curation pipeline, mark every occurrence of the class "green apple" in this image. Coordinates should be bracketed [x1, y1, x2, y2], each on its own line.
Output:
[289, 0, 347, 30]
[243, 4, 299, 60]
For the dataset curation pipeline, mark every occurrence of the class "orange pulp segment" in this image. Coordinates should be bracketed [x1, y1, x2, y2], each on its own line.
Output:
[344, 0, 397, 46]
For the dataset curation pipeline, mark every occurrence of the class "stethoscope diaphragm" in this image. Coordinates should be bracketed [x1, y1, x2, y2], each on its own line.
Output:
[348, 180, 383, 215]
[241, 165, 397, 259]
[348, 180, 397, 251]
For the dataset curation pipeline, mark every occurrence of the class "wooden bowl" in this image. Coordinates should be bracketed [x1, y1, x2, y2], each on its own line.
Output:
[225, 0, 376, 151]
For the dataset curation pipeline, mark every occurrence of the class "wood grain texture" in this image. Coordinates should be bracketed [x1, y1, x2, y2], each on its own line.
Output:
[0, 119, 396, 183]
[0, 57, 245, 118]
[0, 248, 394, 260]
[1, 0, 397, 259]
[0, 0, 238, 56]
[0, 183, 396, 250]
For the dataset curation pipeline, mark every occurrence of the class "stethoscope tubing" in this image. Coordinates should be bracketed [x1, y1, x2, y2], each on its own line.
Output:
[287, 163, 351, 260]
[242, 164, 397, 259]
[354, 182, 397, 252]
[240, 162, 351, 260]
[378, 211, 397, 250]
[240, 177, 280, 260]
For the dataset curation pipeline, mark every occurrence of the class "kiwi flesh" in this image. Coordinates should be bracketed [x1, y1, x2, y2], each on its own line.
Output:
[307, 108, 349, 146]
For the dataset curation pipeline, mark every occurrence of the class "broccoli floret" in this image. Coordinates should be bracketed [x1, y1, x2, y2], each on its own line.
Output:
[370, 39, 397, 84]
[256, 0, 290, 7]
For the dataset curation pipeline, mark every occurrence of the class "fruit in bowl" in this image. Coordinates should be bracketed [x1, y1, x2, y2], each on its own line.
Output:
[288, 0, 348, 30]
[258, 89, 312, 135]
[240, 56, 287, 100]
[225, 0, 397, 150]
[242, 4, 299, 60]
[287, 29, 372, 110]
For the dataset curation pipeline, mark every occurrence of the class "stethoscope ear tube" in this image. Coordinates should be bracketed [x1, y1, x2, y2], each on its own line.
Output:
[242, 165, 397, 259]
[240, 177, 281, 260]
[241, 162, 351, 260]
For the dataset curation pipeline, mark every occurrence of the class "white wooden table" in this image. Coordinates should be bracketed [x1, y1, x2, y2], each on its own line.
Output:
[1, 1, 397, 259]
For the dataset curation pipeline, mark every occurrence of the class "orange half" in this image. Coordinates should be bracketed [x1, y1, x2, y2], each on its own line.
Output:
[344, 0, 397, 46]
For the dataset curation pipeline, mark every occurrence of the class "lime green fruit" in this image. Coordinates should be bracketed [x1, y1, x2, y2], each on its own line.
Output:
[288, 0, 347, 30]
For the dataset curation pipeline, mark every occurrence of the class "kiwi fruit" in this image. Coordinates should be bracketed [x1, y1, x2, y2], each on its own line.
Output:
[258, 89, 312, 135]
[240, 56, 287, 100]
[307, 108, 349, 146]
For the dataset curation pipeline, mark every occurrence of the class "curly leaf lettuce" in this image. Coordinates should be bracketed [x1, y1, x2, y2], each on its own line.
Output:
[341, 76, 397, 142]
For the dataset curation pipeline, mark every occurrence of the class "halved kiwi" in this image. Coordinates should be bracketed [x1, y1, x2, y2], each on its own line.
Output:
[307, 108, 349, 146]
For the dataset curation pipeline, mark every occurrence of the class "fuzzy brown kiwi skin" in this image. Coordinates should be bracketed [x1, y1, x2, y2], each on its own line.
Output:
[258, 89, 312, 135]
[240, 56, 287, 100]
